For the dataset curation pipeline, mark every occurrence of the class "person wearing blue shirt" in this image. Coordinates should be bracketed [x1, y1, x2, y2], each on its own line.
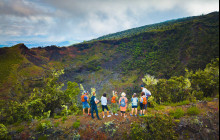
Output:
[82, 91, 91, 116]
[130, 93, 138, 117]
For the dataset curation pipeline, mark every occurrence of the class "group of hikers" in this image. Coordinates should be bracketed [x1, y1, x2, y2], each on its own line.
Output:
[81, 85, 151, 120]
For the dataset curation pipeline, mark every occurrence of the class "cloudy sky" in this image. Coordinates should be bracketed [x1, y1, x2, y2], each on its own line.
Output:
[0, 0, 219, 48]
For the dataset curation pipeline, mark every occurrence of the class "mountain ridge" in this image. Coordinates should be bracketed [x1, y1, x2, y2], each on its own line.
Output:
[0, 12, 219, 101]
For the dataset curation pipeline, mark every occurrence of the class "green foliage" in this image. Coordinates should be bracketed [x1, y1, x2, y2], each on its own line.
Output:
[27, 70, 72, 117]
[36, 120, 52, 132]
[147, 96, 157, 108]
[142, 58, 219, 104]
[27, 98, 45, 117]
[188, 58, 219, 99]
[169, 108, 185, 119]
[54, 122, 59, 128]
[163, 100, 190, 107]
[72, 119, 81, 129]
[130, 113, 177, 140]
[65, 81, 80, 104]
[53, 115, 62, 119]
[62, 116, 67, 123]
[0, 101, 32, 125]
[187, 106, 200, 116]
[0, 124, 8, 139]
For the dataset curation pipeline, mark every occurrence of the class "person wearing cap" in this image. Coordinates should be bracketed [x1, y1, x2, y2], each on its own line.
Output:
[130, 93, 138, 117]
[81, 91, 91, 116]
[119, 92, 128, 118]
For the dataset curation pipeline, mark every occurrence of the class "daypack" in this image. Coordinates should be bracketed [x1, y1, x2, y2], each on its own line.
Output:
[132, 98, 138, 106]
[142, 96, 147, 105]
[120, 97, 126, 107]
[111, 96, 116, 103]
[90, 96, 96, 106]
[81, 95, 86, 102]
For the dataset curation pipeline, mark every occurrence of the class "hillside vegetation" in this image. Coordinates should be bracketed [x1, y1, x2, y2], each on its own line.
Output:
[0, 12, 219, 102]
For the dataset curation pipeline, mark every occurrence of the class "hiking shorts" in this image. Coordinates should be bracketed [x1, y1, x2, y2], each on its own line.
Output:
[140, 103, 146, 110]
[102, 105, 109, 111]
[132, 106, 138, 108]
[83, 103, 90, 109]
[121, 111, 125, 114]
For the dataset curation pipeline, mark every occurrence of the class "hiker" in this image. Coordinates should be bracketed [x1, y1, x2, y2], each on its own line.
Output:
[139, 92, 147, 116]
[81, 91, 91, 116]
[141, 85, 151, 109]
[130, 93, 138, 117]
[90, 91, 101, 120]
[111, 91, 118, 116]
[119, 92, 128, 118]
[141, 85, 151, 99]
[101, 93, 111, 118]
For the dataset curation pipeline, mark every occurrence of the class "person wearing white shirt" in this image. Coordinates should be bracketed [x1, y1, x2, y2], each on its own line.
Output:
[101, 93, 111, 118]
[141, 85, 151, 98]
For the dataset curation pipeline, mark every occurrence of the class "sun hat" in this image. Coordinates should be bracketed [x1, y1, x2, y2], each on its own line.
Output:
[121, 92, 126, 97]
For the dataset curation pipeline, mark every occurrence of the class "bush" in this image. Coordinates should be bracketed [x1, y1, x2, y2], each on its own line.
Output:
[54, 122, 59, 128]
[62, 116, 67, 123]
[36, 121, 52, 132]
[130, 113, 178, 140]
[187, 106, 200, 116]
[169, 108, 185, 119]
[1, 101, 32, 125]
[0, 124, 8, 139]
[73, 119, 81, 129]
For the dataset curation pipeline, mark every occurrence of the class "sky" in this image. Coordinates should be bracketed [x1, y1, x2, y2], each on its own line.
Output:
[0, 0, 219, 48]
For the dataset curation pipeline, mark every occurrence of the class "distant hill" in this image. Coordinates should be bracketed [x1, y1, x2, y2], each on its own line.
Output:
[94, 12, 219, 41]
[0, 12, 219, 101]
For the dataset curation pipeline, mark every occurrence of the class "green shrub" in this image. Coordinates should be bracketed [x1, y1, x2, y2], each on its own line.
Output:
[62, 116, 67, 123]
[187, 106, 200, 116]
[54, 115, 62, 119]
[73, 119, 81, 129]
[130, 113, 178, 140]
[1, 101, 32, 125]
[36, 121, 52, 132]
[169, 108, 185, 119]
[0, 124, 8, 139]
[54, 122, 59, 128]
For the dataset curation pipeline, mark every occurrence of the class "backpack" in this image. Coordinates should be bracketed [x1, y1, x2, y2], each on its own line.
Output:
[90, 96, 96, 106]
[81, 94, 86, 102]
[132, 98, 138, 106]
[111, 96, 116, 103]
[142, 96, 147, 105]
[120, 97, 126, 107]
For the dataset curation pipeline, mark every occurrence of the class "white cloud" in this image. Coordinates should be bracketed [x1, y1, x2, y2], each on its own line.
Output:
[0, 0, 219, 47]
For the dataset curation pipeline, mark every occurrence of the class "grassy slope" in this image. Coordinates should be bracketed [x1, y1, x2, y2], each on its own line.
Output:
[0, 44, 45, 99]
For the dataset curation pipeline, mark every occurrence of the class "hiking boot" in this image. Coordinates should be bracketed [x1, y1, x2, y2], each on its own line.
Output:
[139, 114, 142, 116]
[107, 115, 111, 117]
[115, 113, 118, 116]
[130, 114, 133, 116]
[135, 115, 137, 117]
[88, 113, 91, 116]
[98, 118, 102, 120]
